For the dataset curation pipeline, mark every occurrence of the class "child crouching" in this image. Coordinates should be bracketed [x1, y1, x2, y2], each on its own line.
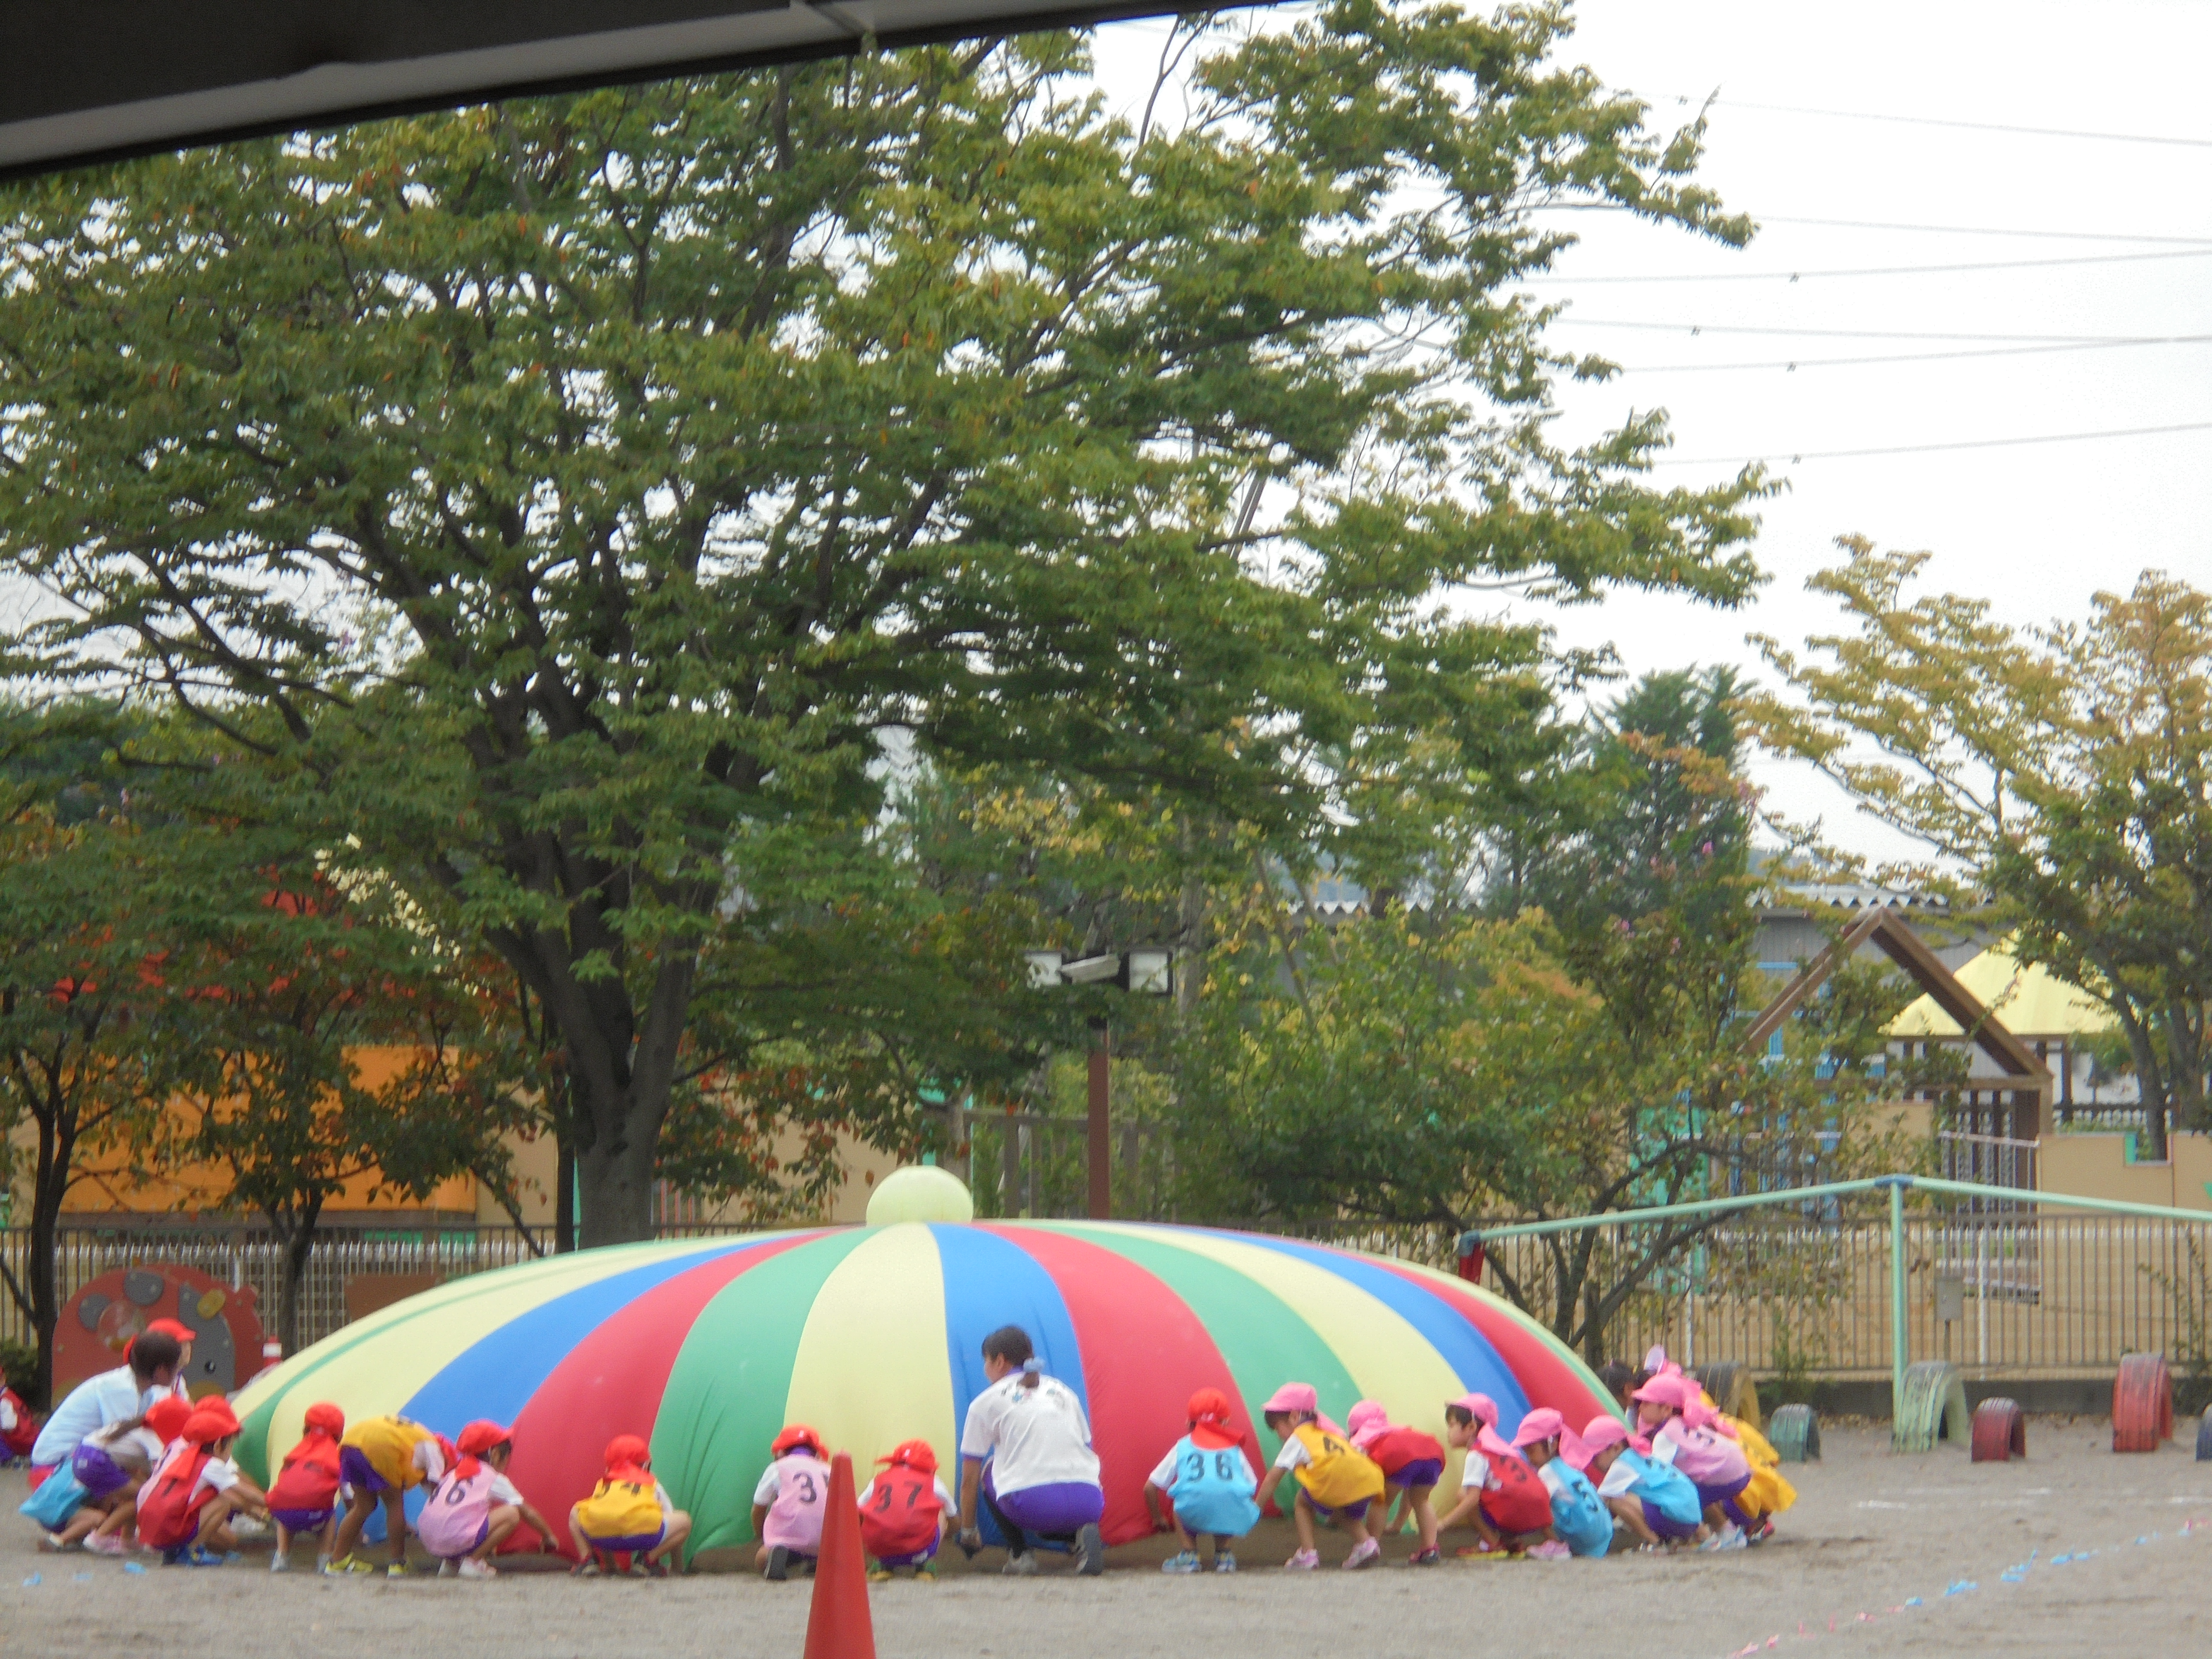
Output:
[1144, 1389, 1259, 1574]
[1346, 1400, 1446, 1566]
[860, 1439, 956, 1580]
[419, 1421, 559, 1579]
[1261, 1382, 1384, 1572]
[1436, 1394, 1558, 1558]
[137, 1400, 268, 1565]
[570, 1435, 690, 1577]
[265, 1403, 344, 1573]
[752, 1424, 831, 1581]
[1509, 1409, 1612, 1557]
[1574, 1416, 1705, 1549]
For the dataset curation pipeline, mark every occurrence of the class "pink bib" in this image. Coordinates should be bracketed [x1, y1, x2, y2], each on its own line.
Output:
[419, 1465, 498, 1558]
[763, 1453, 830, 1551]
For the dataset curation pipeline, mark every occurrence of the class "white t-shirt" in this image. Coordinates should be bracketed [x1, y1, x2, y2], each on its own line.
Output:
[484, 1471, 523, 1506]
[1460, 1450, 1498, 1491]
[87, 1422, 167, 1467]
[1534, 1461, 1569, 1499]
[958, 1373, 1100, 1496]
[1595, 1459, 1640, 1500]
[30, 1366, 146, 1465]
[1148, 1445, 1258, 1491]
[198, 1455, 242, 1495]
[1270, 1437, 1313, 1474]
[752, 1457, 829, 1507]
[856, 1474, 957, 1512]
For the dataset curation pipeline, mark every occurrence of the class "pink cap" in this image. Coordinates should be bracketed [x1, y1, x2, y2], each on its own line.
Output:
[1510, 1407, 1565, 1449]
[1262, 1382, 1319, 1417]
[1578, 1416, 1631, 1462]
[1449, 1392, 1498, 1426]
[1346, 1400, 1389, 1450]
[1630, 1373, 1689, 1407]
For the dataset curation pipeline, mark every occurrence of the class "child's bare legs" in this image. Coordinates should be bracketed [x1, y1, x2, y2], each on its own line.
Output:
[471, 1504, 522, 1562]
[377, 1490, 407, 1566]
[646, 1510, 691, 1567]
[53, 1494, 121, 1547]
[274, 1518, 295, 1561]
[567, 1506, 598, 1564]
[1291, 1489, 1320, 1554]
[1405, 1486, 1439, 1553]
[331, 1487, 380, 1562]
[192, 1489, 256, 1552]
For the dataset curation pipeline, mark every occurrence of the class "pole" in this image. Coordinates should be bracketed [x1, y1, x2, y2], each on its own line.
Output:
[1087, 1019, 1111, 1221]
[1888, 1176, 1908, 1447]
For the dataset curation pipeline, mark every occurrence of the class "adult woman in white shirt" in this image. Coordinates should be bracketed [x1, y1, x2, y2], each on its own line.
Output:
[954, 1325, 1106, 1576]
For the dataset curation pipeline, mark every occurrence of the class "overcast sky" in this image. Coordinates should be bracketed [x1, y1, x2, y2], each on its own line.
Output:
[1098, 1, 2212, 867]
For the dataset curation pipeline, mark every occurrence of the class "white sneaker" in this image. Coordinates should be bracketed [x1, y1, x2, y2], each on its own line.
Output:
[1701, 1525, 1747, 1553]
[1343, 1538, 1382, 1571]
[270, 1553, 292, 1574]
[458, 1558, 498, 1580]
[437, 1560, 456, 1578]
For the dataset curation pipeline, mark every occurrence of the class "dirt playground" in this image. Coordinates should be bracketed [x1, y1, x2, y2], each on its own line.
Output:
[9, 1423, 2210, 1658]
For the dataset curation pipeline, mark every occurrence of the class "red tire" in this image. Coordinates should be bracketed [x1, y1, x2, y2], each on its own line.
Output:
[1970, 1397, 2024, 1462]
[2112, 1353, 2173, 1452]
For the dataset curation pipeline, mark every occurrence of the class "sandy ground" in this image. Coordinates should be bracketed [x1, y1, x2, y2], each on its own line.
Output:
[8, 1423, 2211, 1659]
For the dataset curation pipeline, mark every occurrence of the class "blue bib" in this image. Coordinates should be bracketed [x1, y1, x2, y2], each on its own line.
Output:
[1545, 1460, 1614, 1556]
[1621, 1449, 1702, 1528]
[1162, 1435, 1260, 1538]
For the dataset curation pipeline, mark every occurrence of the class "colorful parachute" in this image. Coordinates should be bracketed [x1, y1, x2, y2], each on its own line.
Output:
[234, 1221, 1618, 1558]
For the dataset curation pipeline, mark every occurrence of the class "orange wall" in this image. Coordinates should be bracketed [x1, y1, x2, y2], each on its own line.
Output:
[60, 1045, 477, 1216]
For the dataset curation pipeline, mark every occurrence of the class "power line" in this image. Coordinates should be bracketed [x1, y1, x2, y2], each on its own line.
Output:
[1555, 319, 2150, 345]
[1665, 94, 2212, 151]
[1619, 335, 2212, 372]
[1750, 215, 2212, 246]
[1654, 420, 2212, 468]
[1526, 247, 2212, 284]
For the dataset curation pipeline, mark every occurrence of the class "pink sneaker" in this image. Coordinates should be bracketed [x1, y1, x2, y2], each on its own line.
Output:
[87, 1534, 128, 1557]
[1528, 1540, 1572, 1561]
[1343, 1538, 1382, 1571]
[1283, 1548, 1320, 1571]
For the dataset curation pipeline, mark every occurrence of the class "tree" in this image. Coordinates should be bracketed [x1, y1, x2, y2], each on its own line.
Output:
[0, 9, 1762, 1242]
[1751, 541, 2212, 1159]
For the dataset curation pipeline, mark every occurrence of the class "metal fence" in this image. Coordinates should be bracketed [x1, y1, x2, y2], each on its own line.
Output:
[1475, 1203, 2212, 1382]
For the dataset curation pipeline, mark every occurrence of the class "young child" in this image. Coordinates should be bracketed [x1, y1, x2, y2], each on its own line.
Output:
[264, 1403, 345, 1573]
[1260, 1382, 1384, 1571]
[570, 1434, 691, 1577]
[39, 1400, 177, 1554]
[859, 1439, 956, 1581]
[1436, 1393, 1557, 1558]
[1, 1358, 38, 1464]
[750, 1423, 831, 1580]
[137, 1400, 268, 1565]
[1509, 1409, 1613, 1557]
[1345, 1400, 1445, 1566]
[419, 1420, 559, 1580]
[329, 1412, 447, 1576]
[1632, 1374, 1753, 1549]
[1144, 1387, 1260, 1574]
[1574, 1415, 1705, 1549]
[1639, 1351, 1792, 1540]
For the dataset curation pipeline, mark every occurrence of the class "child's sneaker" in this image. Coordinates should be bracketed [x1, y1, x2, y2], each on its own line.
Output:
[88, 1534, 127, 1558]
[38, 1533, 76, 1553]
[326, 1554, 379, 1575]
[270, 1552, 292, 1574]
[867, 1567, 894, 1583]
[1408, 1547, 1440, 1566]
[1001, 1552, 1039, 1576]
[383, 1560, 410, 1577]
[457, 1558, 497, 1580]
[1075, 1522, 1105, 1577]
[1343, 1538, 1382, 1571]
[914, 1561, 937, 1581]
[1701, 1524, 1747, 1552]
[1213, 1551, 1237, 1574]
[1527, 1540, 1571, 1561]
[1161, 1550, 1202, 1574]
[570, 1560, 602, 1577]
[436, 1561, 456, 1578]
[1283, 1548, 1320, 1571]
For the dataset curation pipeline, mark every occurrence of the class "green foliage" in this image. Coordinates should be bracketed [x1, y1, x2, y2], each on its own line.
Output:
[1752, 542, 2212, 1157]
[0, 8, 1763, 1242]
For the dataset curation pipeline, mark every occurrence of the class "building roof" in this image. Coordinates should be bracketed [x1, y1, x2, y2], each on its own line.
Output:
[1887, 937, 2114, 1040]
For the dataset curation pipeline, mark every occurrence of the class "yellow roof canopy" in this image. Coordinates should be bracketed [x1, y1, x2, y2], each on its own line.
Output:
[1887, 937, 2113, 1039]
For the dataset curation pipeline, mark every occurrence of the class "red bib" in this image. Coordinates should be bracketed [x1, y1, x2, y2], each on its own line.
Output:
[267, 1434, 342, 1513]
[859, 1465, 942, 1558]
[1476, 1447, 1552, 1535]
[137, 1445, 216, 1548]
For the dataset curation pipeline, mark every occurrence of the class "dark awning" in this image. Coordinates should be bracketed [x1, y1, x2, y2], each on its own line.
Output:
[0, 0, 1187, 180]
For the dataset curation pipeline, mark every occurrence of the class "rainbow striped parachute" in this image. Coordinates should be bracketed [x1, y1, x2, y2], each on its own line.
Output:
[234, 1222, 1618, 1558]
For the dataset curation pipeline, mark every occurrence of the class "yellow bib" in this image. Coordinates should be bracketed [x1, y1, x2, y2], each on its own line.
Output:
[1290, 1423, 1385, 1509]
[341, 1415, 434, 1490]
[576, 1476, 663, 1540]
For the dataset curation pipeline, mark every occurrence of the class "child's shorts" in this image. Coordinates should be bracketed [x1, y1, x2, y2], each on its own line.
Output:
[583, 1527, 667, 1554]
[270, 1507, 334, 1533]
[1641, 1499, 1702, 1541]
[70, 1445, 131, 1500]
[874, 1537, 939, 1570]
[1386, 1458, 1443, 1489]
[1305, 1496, 1370, 1522]
[1695, 1474, 1754, 1528]
[337, 1446, 392, 1494]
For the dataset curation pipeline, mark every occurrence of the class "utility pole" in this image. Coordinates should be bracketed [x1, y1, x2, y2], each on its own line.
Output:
[1087, 1019, 1111, 1221]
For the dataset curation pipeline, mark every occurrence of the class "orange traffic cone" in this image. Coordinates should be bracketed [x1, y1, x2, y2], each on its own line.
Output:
[802, 1452, 875, 1659]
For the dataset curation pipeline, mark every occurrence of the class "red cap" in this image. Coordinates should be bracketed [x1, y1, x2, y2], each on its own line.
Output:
[457, 1421, 511, 1457]
[145, 1397, 194, 1443]
[771, 1424, 823, 1458]
[303, 1402, 345, 1438]
[1186, 1388, 1241, 1452]
[875, 1438, 939, 1475]
[604, 1434, 653, 1480]
[146, 1318, 195, 1345]
[182, 1400, 241, 1444]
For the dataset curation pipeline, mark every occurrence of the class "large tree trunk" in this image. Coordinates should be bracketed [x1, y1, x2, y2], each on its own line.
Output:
[577, 1129, 661, 1250]
[274, 1199, 322, 1357]
[27, 1115, 71, 1410]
